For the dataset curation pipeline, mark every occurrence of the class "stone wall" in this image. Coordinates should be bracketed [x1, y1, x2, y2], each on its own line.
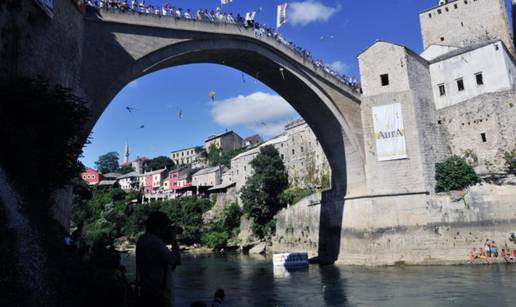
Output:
[203, 187, 238, 224]
[0, 0, 85, 90]
[437, 90, 516, 173]
[273, 183, 516, 265]
[273, 193, 322, 259]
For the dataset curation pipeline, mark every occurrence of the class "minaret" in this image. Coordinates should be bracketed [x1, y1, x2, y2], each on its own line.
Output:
[124, 142, 130, 164]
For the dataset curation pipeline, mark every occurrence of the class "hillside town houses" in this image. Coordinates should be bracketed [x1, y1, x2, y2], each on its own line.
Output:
[80, 119, 330, 203]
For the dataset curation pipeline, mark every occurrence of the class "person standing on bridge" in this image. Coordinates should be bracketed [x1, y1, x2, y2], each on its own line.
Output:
[136, 212, 181, 307]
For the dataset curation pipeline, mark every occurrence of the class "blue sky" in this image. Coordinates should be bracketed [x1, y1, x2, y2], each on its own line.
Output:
[81, 0, 514, 167]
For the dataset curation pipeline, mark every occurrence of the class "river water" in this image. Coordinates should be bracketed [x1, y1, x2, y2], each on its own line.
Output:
[123, 253, 516, 306]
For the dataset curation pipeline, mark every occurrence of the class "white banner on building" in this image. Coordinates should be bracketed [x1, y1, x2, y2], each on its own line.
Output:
[34, 0, 54, 18]
[221, 0, 233, 5]
[277, 3, 287, 28]
[372, 103, 407, 161]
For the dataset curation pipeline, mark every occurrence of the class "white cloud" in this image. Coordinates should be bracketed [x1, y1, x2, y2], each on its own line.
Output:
[211, 92, 298, 136]
[330, 60, 349, 74]
[289, 1, 341, 26]
[127, 80, 139, 88]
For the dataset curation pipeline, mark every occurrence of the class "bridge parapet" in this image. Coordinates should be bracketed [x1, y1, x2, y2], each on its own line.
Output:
[84, 6, 362, 102]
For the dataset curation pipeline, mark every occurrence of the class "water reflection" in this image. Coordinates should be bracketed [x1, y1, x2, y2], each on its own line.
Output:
[319, 265, 349, 306]
[122, 253, 516, 307]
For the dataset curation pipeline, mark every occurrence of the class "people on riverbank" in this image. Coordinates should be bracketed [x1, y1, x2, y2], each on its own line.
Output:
[469, 238, 515, 264]
[82, 0, 362, 92]
[136, 211, 181, 307]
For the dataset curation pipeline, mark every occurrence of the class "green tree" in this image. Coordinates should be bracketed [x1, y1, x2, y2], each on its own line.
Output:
[116, 164, 135, 174]
[0, 77, 89, 194]
[207, 144, 222, 166]
[221, 203, 242, 232]
[435, 155, 480, 192]
[207, 144, 245, 168]
[240, 145, 288, 238]
[95, 152, 120, 174]
[279, 186, 314, 206]
[145, 156, 175, 171]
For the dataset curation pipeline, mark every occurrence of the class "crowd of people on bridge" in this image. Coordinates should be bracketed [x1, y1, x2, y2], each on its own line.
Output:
[469, 239, 516, 264]
[82, 0, 362, 93]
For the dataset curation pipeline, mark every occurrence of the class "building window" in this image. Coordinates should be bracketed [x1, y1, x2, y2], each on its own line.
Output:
[281, 154, 284, 160]
[461, 21, 464, 27]
[438, 84, 446, 96]
[464, 0, 468, 4]
[454, 4, 458, 8]
[440, 37, 445, 42]
[301, 146, 304, 153]
[456, 78, 465, 91]
[445, 7, 449, 12]
[437, 9, 442, 14]
[475, 73, 484, 86]
[380, 74, 389, 86]
[292, 149, 295, 155]
[481, 133, 487, 142]
[428, 13, 432, 18]
[495, 44, 499, 51]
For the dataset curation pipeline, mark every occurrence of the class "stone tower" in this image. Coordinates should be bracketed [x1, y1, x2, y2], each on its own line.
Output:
[124, 142, 129, 164]
[419, 0, 515, 57]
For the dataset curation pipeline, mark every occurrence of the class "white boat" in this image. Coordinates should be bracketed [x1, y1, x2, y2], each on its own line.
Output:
[273, 252, 309, 268]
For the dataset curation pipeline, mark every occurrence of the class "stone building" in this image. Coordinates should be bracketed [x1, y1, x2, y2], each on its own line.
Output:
[229, 119, 330, 193]
[170, 146, 206, 168]
[205, 130, 243, 152]
[130, 157, 148, 174]
[192, 166, 225, 187]
[358, 41, 448, 194]
[117, 171, 141, 192]
[359, 0, 515, 180]
[243, 134, 263, 147]
[419, 0, 515, 57]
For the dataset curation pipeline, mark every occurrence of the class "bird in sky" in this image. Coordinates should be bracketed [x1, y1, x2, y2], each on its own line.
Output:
[126, 106, 138, 113]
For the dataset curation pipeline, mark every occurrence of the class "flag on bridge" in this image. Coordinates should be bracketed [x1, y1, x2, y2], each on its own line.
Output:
[221, 0, 233, 4]
[245, 11, 256, 23]
[277, 3, 287, 28]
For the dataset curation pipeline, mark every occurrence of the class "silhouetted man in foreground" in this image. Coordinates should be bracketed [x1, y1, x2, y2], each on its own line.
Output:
[136, 212, 181, 307]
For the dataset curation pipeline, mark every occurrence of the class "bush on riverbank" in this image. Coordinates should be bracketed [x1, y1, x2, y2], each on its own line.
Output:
[504, 148, 516, 174]
[202, 203, 242, 249]
[435, 155, 480, 192]
[72, 185, 217, 247]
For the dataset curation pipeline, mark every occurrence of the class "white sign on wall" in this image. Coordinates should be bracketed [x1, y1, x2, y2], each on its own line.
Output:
[34, 0, 54, 18]
[372, 103, 408, 161]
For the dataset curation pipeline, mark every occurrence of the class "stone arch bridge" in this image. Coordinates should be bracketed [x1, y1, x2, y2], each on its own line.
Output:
[82, 7, 366, 200]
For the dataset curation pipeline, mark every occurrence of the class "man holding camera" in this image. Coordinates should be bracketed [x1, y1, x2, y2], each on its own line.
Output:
[136, 212, 182, 307]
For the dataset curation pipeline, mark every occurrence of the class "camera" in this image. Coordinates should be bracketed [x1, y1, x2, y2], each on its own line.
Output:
[170, 224, 184, 235]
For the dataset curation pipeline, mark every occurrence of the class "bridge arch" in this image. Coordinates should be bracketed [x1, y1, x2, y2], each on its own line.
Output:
[81, 8, 366, 199]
